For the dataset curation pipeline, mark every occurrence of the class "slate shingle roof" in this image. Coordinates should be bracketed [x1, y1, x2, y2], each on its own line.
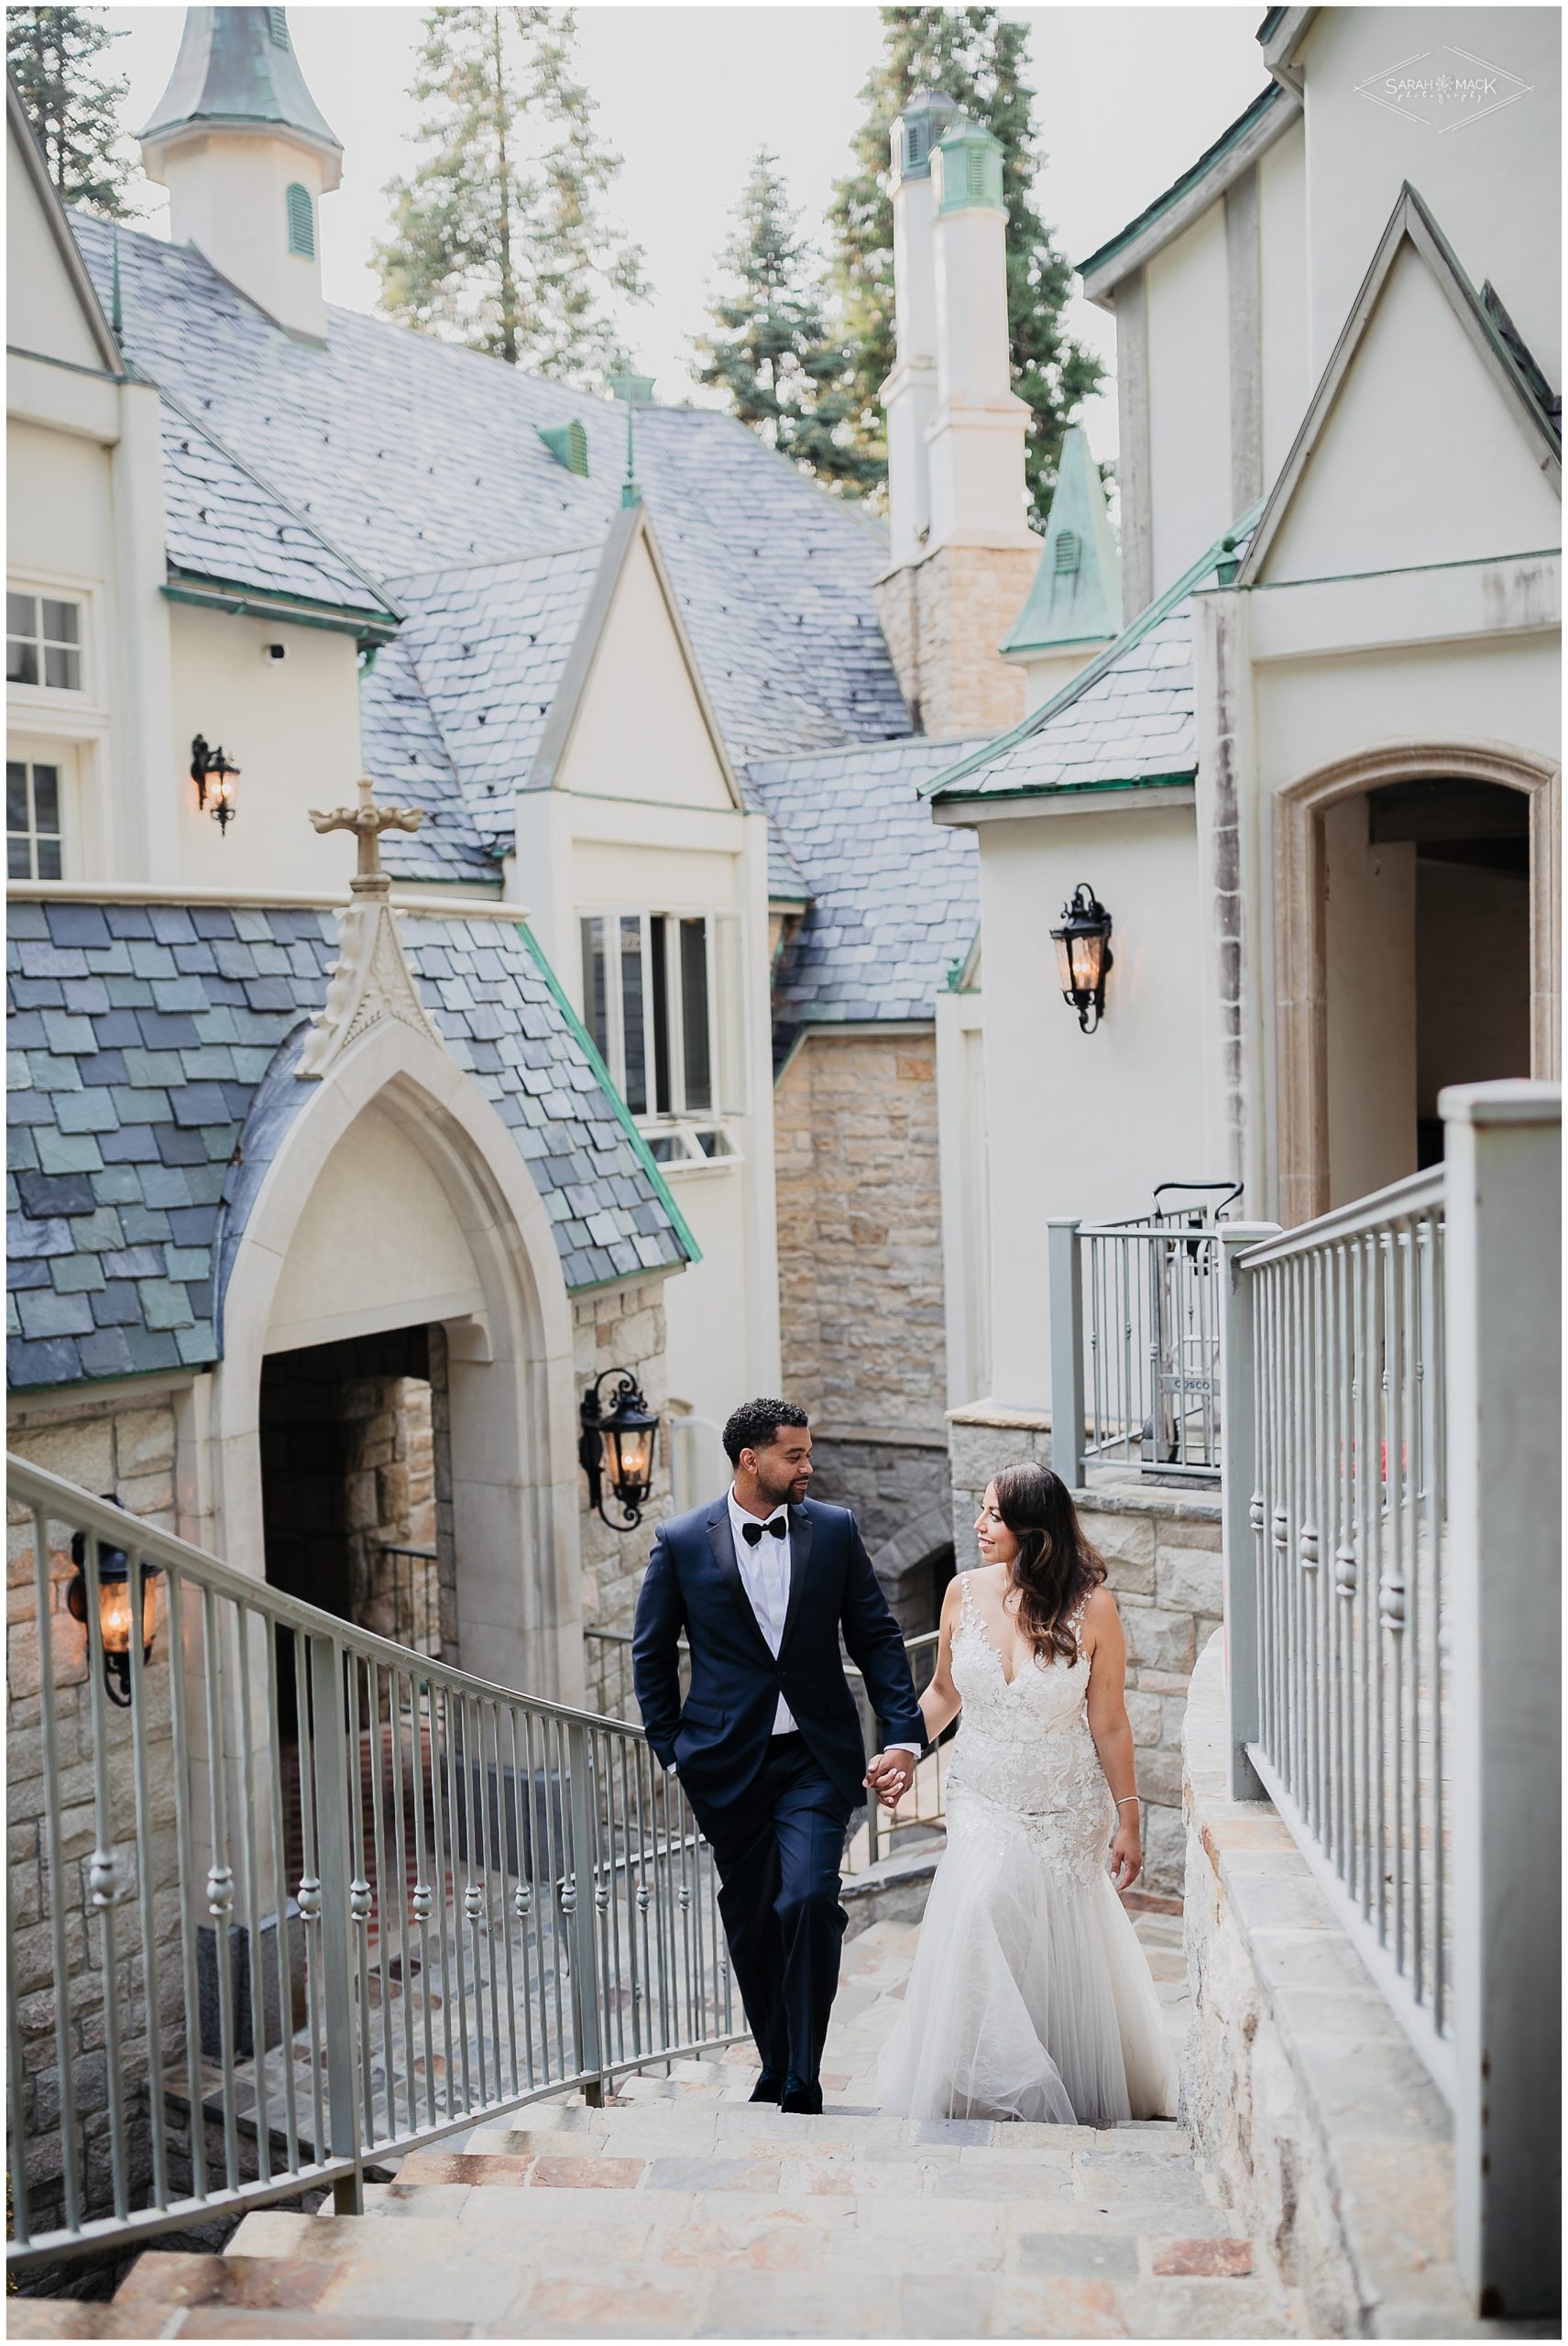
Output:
[382, 543, 604, 848]
[159, 394, 399, 622]
[744, 739, 984, 1059]
[71, 217, 908, 814]
[6, 900, 690, 1392]
[924, 514, 1262, 806]
[356, 638, 495, 885]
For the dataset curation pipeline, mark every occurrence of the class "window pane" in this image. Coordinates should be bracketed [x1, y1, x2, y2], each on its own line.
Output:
[43, 643, 81, 691]
[6, 639, 37, 685]
[8, 836, 32, 879]
[6, 762, 29, 830]
[579, 916, 609, 1064]
[619, 915, 647, 1115]
[649, 915, 672, 1116]
[6, 593, 35, 638]
[31, 766, 60, 830]
[680, 917, 712, 1113]
[36, 838, 61, 880]
[41, 599, 78, 645]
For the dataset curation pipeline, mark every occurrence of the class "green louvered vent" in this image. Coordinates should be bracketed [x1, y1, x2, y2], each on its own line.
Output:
[268, 6, 289, 45]
[1054, 530, 1081, 575]
[286, 181, 314, 258]
[537, 420, 589, 477]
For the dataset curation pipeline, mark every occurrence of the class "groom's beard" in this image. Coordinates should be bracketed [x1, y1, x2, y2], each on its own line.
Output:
[755, 1465, 807, 1510]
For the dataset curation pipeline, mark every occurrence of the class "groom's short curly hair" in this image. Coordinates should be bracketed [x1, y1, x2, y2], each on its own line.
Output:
[722, 1398, 809, 1466]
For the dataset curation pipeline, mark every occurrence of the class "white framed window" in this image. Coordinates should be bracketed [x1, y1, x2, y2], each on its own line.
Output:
[7, 590, 84, 694]
[579, 909, 744, 1148]
[7, 753, 64, 879]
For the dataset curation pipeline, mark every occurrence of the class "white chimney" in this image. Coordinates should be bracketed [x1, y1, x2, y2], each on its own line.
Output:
[883, 90, 959, 569]
[926, 117, 1037, 555]
[139, 7, 342, 344]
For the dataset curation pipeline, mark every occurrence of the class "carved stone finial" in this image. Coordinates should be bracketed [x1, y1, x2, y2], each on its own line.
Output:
[308, 773, 425, 892]
[298, 774, 444, 1080]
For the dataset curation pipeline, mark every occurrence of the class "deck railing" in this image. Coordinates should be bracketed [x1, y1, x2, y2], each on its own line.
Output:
[1221, 1084, 1561, 2317]
[1050, 1185, 1238, 1489]
[584, 1623, 948, 1876]
[6, 1464, 738, 2277]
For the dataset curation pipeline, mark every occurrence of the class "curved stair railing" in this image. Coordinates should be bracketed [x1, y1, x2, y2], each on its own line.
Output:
[5, 1459, 739, 2276]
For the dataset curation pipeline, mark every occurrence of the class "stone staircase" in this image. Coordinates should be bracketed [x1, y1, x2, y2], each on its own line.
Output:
[12, 1915, 1300, 2339]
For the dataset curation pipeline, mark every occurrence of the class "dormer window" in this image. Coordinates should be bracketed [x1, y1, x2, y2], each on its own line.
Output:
[286, 182, 315, 259]
[7, 592, 82, 692]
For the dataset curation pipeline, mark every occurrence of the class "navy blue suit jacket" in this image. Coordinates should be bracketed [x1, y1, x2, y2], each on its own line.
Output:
[630, 1495, 926, 1815]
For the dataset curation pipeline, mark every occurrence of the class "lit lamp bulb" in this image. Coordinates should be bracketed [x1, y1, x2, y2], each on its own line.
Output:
[1049, 883, 1114, 1034]
[67, 1505, 161, 1706]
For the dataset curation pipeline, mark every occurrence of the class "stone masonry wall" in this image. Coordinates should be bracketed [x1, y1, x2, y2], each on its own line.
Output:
[874, 544, 1037, 740]
[948, 1405, 1223, 1897]
[7, 1393, 184, 2242]
[575, 1275, 673, 1717]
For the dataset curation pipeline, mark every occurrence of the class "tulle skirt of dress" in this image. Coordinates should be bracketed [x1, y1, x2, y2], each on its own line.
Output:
[877, 1794, 1179, 2127]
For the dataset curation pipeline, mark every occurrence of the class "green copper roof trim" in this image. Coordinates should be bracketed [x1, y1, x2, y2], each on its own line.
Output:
[933, 770, 1197, 811]
[1076, 84, 1285, 282]
[923, 498, 1266, 805]
[515, 922, 703, 1276]
[162, 576, 400, 644]
[1002, 423, 1123, 654]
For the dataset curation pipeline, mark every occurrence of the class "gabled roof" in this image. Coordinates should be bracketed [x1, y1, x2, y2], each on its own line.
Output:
[925, 510, 1263, 807]
[1002, 424, 1122, 656]
[1239, 181, 1562, 586]
[6, 898, 692, 1391]
[159, 387, 401, 633]
[1077, 83, 1299, 304]
[745, 738, 983, 1057]
[69, 213, 909, 773]
[6, 75, 122, 375]
[384, 542, 604, 850]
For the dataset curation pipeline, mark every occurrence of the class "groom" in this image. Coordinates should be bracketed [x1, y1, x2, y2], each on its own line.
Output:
[631, 1398, 925, 2113]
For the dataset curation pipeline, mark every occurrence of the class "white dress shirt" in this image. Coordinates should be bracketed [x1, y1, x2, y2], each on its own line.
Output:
[726, 1487, 921, 1760]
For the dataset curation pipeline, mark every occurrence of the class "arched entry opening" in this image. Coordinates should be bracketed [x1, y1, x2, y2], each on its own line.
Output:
[213, 1020, 582, 1702]
[1275, 743, 1560, 1221]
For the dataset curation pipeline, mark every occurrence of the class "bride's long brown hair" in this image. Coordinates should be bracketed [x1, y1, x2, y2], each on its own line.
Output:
[991, 1463, 1107, 1663]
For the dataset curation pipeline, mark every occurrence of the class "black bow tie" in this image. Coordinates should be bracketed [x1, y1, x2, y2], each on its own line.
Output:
[741, 1516, 787, 1546]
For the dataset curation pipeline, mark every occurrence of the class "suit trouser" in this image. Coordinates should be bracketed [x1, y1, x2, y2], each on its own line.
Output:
[697, 1735, 852, 2087]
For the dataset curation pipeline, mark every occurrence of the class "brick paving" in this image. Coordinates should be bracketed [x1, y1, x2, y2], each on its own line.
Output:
[10, 1916, 1301, 2338]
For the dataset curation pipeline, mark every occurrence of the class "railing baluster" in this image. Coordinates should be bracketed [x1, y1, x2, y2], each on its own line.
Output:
[31, 1507, 82, 2236]
[234, 1606, 272, 2187]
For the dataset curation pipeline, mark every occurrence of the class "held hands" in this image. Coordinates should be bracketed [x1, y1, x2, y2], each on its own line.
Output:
[1109, 1814, 1143, 1893]
[864, 1749, 915, 1812]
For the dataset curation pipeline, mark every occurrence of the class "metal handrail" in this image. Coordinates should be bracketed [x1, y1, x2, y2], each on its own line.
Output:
[1228, 1178, 1451, 2095]
[1052, 1213, 1226, 1486]
[583, 1622, 948, 1875]
[6, 1459, 740, 2275]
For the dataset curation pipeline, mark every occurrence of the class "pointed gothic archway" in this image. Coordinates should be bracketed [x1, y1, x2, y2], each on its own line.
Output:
[211, 1014, 584, 1702]
[1273, 740, 1561, 1224]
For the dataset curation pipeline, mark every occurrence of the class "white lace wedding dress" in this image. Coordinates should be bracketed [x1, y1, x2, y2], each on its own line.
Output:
[878, 1574, 1178, 2125]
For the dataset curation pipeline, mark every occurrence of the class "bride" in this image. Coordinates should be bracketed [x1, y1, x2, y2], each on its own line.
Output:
[876, 1463, 1177, 2126]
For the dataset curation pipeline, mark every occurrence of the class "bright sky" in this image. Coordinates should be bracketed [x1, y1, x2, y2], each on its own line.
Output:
[101, 3, 1269, 466]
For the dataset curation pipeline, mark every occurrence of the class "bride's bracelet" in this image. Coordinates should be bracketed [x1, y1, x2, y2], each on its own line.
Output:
[1115, 1795, 1140, 1811]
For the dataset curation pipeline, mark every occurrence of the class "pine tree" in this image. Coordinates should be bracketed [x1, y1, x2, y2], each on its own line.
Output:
[375, 6, 648, 382]
[695, 152, 883, 491]
[829, 6, 1102, 528]
[6, 5, 140, 220]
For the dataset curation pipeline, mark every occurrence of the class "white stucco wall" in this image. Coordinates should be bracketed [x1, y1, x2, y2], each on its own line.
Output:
[6, 130, 105, 372]
[972, 806, 1211, 1412]
[1257, 115, 1311, 494]
[1145, 203, 1234, 595]
[152, 131, 329, 343]
[554, 533, 734, 813]
[1296, 7, 1562, 388]
[168, 603, 367, 890]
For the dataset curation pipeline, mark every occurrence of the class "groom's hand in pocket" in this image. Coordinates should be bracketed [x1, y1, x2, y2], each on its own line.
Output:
[865, 1749, 914, 1810]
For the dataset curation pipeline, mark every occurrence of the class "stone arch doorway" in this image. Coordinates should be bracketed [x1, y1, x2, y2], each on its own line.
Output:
[213, 1018, 583, 1702]
[1274, 742, 1561, 1222]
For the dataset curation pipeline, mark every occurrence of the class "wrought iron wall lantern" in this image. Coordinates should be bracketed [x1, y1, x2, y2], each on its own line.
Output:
[579, 1371, 660, 1529]
[191, 734, 240, 833]
[67, 1503, 161, 1706]
[1051, 882, 1114, 1034]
